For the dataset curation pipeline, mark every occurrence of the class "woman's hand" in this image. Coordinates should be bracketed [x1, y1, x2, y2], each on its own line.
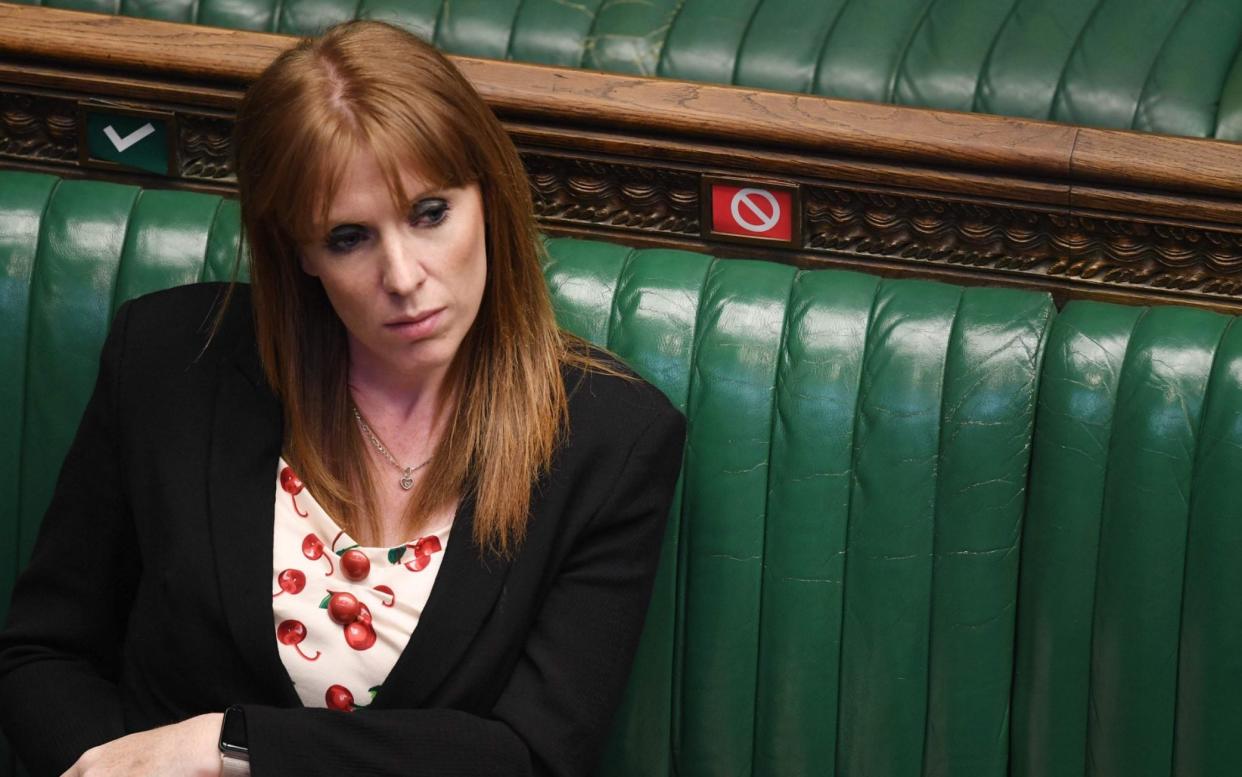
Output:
[59, 712, 224, 777]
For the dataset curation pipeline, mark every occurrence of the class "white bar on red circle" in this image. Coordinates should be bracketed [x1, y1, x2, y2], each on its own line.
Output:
[711, 184, 793, 241]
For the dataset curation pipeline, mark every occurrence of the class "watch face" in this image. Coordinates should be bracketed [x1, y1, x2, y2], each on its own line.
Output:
[219, 705, 248, 755]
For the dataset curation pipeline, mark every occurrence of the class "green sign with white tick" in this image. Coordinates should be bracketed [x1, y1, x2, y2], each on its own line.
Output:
[86, 111, 170, 175]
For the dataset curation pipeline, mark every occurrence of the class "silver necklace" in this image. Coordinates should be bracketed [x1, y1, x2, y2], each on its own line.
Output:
[352, 406, 431, 490]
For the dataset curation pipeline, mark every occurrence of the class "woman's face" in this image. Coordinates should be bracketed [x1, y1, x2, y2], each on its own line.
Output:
[299, 148, 487, 387]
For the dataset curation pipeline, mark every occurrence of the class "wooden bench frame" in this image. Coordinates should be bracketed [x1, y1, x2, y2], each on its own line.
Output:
[4, 2, 1242, 313]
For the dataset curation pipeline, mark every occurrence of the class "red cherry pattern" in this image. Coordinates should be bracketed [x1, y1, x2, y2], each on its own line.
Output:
[319, 591, 377, 651]
[325, 684, 354, 711]
[276, 619, 320, 661]
[372, 585, 395, 607]
[272, 568, 306, 597]
[280, 466, 309, 517]
[344, 621, 377, 650]
[302, 533, 334, 576]
[325, 684, 381, 713]
[393, 535, 442, 572]
[326, 591, 361, 625]
[340, 549, 370, 581]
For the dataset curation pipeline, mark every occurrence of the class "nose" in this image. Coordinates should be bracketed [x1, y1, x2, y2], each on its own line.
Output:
[378, 232, 426, 296]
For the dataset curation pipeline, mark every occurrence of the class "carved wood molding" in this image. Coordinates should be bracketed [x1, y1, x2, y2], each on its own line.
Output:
[178, 113, 234, 183]
[0, 91, 76, 163]
[800, 186, 1242, 300]
[525, 154, 700, 236]
[0, 89, 235, 185]
[5, 6, 1242, 312]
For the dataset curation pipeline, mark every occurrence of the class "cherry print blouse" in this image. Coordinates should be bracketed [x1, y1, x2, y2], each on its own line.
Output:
[272, 458, 451, 711]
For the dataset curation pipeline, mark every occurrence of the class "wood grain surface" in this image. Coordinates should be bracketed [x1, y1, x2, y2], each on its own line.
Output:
[3, 2, 1241, 199]
[5, 2, 1242, 313]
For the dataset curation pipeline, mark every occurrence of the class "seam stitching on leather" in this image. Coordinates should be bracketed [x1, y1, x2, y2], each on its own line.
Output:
[670, 254, 717, 776]
[918, 285, 966, 774]
[1208, 25, 1242, 139]
[578, 0, 607, 69]
[270, 0, 284, 34]
[1128, 0, 1195, 133]
[807, 0, 854, 95]
[503, 0, 527, 61]
[1048, 0, 1106, 123]
[886, 0, 942, 104]
[15, 175, 62, 575]
[1167, 313, 1236, 773]
[199, 195, 228, 284]
[604, 246, 637, 353]
[1079, 303, 1149, 777]
[1004, 293, 1059, 766]
[746, 266, 800, 777]
[831, 273, 883, 775]
[431, 0, 448, 49]
[653, 0, 688, 79]
[969, 0, 1023, 114]
[728, 0, 767, 87]
[109, 188, 144, 322]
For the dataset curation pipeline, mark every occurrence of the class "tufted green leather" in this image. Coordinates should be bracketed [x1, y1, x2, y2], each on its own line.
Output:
[13, 0, 1242, 139]
[4, 170, 1242, 777]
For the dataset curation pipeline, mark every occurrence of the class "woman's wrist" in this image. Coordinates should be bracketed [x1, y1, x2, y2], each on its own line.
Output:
[192, 712, 227, 777]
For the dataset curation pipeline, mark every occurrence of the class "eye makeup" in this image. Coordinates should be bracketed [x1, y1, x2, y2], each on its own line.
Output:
[410, 197, 449, 227]
[320, 196, 452, 254]
[325, 225, 367, 254]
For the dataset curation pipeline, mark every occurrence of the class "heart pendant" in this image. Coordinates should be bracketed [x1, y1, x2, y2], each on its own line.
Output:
[400, 475, 414, 490]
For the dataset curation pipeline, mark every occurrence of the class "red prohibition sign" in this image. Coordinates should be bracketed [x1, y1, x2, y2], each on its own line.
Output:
[731, 188, 781, 233]
[710, 183, 793, 241]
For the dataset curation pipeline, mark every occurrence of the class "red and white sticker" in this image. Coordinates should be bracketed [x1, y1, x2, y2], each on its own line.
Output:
[711, 184, 793, 241]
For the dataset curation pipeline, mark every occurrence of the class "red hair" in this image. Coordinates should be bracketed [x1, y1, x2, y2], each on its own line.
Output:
[230, 20, 598, 555]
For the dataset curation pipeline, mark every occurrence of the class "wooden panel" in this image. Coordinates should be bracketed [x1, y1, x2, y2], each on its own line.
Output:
[3, 3, 1242, 313]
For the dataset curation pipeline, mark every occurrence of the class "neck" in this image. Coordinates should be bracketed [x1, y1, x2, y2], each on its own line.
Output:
[346, 348, 454, 437]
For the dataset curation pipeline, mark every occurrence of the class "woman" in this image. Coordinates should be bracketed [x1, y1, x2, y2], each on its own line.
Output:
[0, 20, 685, 777]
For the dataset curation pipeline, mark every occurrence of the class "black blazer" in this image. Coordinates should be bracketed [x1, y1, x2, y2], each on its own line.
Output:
[0, 284, 686, 777]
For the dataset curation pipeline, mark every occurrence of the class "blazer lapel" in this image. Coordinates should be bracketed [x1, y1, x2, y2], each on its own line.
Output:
[206, 334, 301, 707]
[370, 494, 513, 709]
[204, 315, 514, 710]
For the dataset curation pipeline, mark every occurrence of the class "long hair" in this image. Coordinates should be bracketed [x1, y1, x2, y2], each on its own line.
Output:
[230, 20, 597, 556]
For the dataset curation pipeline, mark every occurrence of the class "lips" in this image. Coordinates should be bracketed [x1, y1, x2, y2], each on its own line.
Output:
[385, 308, 443, 327]
[383, 308, 445, 340]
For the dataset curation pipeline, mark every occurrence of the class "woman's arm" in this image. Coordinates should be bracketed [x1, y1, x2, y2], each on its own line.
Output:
[241, 405, 687, 777]
[0, 302, 143, 776]
[57, 713, 222, 777]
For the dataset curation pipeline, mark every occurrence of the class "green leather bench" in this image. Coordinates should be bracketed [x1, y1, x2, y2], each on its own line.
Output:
[9, 0, 1242, 139]
[3, 169, 1242, 777]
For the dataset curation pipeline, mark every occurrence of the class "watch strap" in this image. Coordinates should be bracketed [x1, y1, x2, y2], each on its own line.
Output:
[220, 754, 251, 777]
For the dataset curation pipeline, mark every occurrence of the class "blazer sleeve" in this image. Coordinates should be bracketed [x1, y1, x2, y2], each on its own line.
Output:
[0, 302, 142, 777]
[242, 404, 687, 777]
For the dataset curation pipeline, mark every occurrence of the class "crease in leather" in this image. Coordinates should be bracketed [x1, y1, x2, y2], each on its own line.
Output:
[745, 267, 798, 777]
[8, 171, 1242, 776]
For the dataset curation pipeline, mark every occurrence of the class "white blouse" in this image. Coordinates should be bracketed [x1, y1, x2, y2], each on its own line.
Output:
[271, 458, 452, 710]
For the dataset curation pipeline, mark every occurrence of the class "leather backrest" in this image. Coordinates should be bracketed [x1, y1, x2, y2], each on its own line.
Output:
[2, 170, 1241, 776]
[542, 238, 1055, 777]
[1013, 301, 1242, 777]
[12, 0, 1242, 139]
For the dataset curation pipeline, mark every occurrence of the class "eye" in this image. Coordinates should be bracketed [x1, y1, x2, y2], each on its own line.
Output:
[324, 226, 368, 254]
[410, 198, 449, 227]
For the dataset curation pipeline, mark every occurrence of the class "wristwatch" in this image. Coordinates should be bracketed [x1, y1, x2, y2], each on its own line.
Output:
[218, 705, 251, 776]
